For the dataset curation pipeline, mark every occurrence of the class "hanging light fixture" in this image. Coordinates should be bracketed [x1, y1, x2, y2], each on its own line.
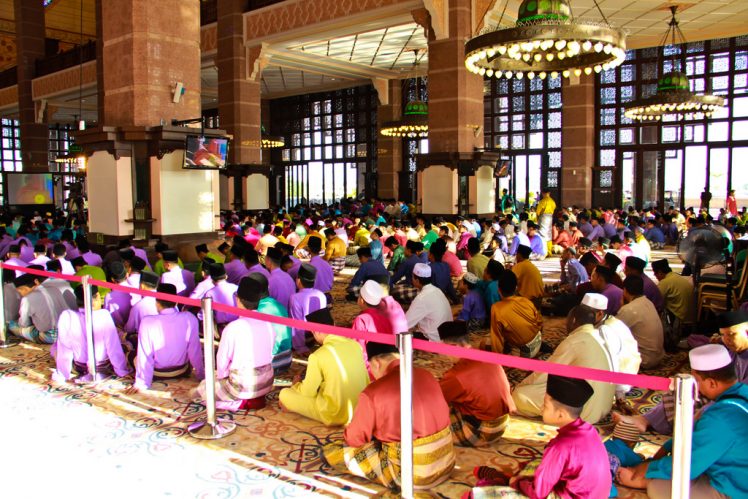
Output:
[465, 0, 626, 80]
[261, 125, 285, 148]
[380, 49, 428, 138]
[624, 6, 725, 121]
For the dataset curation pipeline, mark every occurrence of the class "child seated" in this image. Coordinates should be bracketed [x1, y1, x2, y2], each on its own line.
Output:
[466, 375, 612, 498]
[455, 272, 487, 331]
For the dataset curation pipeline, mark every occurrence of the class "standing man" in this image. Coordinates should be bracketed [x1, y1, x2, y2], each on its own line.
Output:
[726, 188, 738, 217]
[535, 189, 556, 242]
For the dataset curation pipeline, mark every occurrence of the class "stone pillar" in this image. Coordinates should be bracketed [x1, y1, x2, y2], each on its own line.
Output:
[217, 0, 268, 210]
[377, 79, 402, 200]
[83, 0, 218, 246]
[561, 75, 595, 208]
[100, 0, 201, 126]
[424, 0, 485, 215]
[14, 0, 48, 172]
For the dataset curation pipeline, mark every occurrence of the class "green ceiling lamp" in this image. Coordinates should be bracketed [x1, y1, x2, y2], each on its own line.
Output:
[465, 0, 626, 80]
[624, 6, 725, 121]
[380, 50, 429, 138]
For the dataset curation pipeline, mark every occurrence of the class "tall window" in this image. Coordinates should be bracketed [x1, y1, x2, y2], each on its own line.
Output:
[0, 118, 22, 204]
[271, 86, 378, 207]
[401, 77, 428, 203]
[596, 35, 748, 213]
[483, 76, 563, 209]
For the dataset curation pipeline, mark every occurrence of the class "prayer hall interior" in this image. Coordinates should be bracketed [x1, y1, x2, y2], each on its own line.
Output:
[2, 0, 748, 498]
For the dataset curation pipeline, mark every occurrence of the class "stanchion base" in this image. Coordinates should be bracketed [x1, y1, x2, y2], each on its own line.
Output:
[75, 373, 110, 385]
[188, 419, 237, 440]
[0, 336, 20, 349]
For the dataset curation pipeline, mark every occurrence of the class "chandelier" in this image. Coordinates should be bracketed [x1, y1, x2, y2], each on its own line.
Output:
[380, 100, 429, 138]
[380, 50, 428, 138]
[261, 125, 285, 148]
[464, 0, 626, 80]
[624, 7, 725, 121]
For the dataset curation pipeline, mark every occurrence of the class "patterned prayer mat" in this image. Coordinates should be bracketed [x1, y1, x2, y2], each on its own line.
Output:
[0, 249, 692, 498]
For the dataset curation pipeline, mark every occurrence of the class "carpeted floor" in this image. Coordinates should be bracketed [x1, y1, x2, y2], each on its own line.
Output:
[0, 250, 692, 498]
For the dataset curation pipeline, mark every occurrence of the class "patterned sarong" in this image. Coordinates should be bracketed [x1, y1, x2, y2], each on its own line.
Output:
[518, 331, 542, 359]
[470, 459, 562, 498]
[330, 257, 346, 274]
[198, 364, 274, 405]
[73, 359, 114, 376]
[449, 408, 509, 447]
[8, 321, 57, 344]
[392, 282, 418, 305]
[322, 425, 455, 490]
[272, 349, 292, 373]
[153, 362, 190, 379]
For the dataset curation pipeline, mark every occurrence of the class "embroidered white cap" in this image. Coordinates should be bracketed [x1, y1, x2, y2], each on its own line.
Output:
[689, 344, 733, 371]
[413, 262, 432, 278]
[360, 279, 383, 306]
[581, 292, 608, 311]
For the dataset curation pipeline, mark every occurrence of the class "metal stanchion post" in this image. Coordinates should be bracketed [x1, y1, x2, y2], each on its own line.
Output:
[398, 332, 414, 498]
[671, 374, 696, 499]
[80, 275, 105, 383]
[188, 297, 236, 439]
[0, 263, 19, 348]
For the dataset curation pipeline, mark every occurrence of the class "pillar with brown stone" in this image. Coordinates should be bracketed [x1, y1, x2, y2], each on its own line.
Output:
[217, 0, 268, 211]
[80, 0, 220, 246]
[422, 0, 487, 215]
[376, 79, 402, 201]
[14, 0, 48, 172]
[561, 75, 595, 208]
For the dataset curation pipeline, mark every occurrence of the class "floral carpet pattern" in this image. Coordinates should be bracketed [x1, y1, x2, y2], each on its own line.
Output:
[0, 251, 690, 498]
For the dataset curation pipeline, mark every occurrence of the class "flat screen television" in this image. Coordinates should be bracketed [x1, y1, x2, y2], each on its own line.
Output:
[5, 173, 54, 206]
[184, 135, 229, 169]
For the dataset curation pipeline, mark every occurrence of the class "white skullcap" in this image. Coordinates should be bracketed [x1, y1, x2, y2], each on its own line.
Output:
[581, 293, 608, 311]
[413, 262, 431, 278]
[318, 220, 326, 226]
[360, 280, 383, 306]
[462, 220, 473, 230]
[492, 223, 501, 231]
[463, 272, 479, 284]
[689, 344, 733, 371]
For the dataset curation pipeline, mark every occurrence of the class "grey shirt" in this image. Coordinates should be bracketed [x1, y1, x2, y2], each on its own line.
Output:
[616, 295, 665, 369]
[18, 285, 72, 332]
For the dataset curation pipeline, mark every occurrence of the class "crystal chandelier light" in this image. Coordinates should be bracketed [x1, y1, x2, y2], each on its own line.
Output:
[465, 0, 626, 80]
[624, 7, 725, 121]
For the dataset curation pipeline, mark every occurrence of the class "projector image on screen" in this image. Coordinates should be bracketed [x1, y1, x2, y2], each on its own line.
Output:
[6, 173, 54, 205]
[184, 135, 229, 169]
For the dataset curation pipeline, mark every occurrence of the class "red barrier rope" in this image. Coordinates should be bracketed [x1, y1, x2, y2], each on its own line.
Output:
[2, 262, 672, 391]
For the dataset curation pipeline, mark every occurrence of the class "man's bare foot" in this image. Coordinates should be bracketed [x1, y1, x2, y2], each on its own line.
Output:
[611, 411, 648, 433]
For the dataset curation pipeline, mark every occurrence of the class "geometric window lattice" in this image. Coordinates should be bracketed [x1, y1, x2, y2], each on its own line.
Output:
[600, 170, 613, 187]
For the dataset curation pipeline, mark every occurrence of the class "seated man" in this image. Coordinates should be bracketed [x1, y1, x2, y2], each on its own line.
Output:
[265, 246, 296, 311]
[527, 222, 547, 261]
[245, 272, 293, 373]
[104, 261, 132, 328]
[617, 275, 664, 369]
[52, 285, 130, 382]
[346, 246, 389, 300]
[160, 250, 195, 297]
[469, 375, 611, 499]
[439, 321, 515, 447]
[9, 271, 70, 344]
[428, 239, 459, 304]
[614, 310, 748, 437]
[512, 295, 617, 424]
[307, 236, 334, 297]
[512, 245, 544, 308]
[455, 272, 487, 332]
[322, 341, 456, 490]
[133, 284, 204, 390]
[590, 265, 623, 316]
[616, 344, 748, 499]
[624, 256, 664, 313]
[124, 270, 159, 345]
[279, 308, 369, 425]
[391, 240, 427, 305]
[323, 228, 348, 274]
[196, 276, 277, 411]
[288, 263, 327, 353]
[203, 263, 239, 326]
[489, 271, 543, 358]
[405, 263, 452, 342]
[466, 237, 489, 279]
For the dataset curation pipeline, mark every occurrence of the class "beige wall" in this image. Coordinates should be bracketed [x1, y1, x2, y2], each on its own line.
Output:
[151, 152, 219, 235]
[421, 165, 458, 214]
[87, 151, 133, 236]
[470, 165, 496, 215]
[219, 174, 231, 211]
[245, 174, 269, 210]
